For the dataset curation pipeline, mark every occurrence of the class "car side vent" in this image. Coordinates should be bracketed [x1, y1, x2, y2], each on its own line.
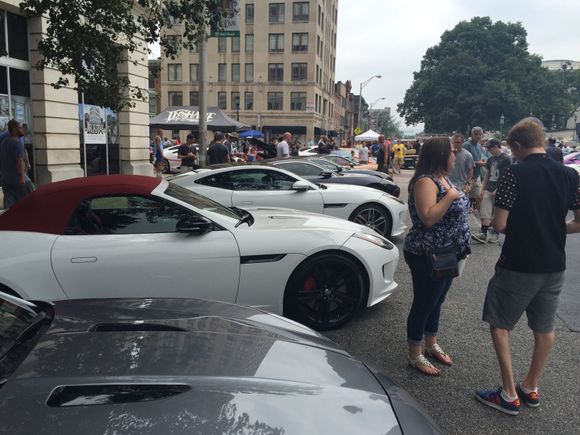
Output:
[89, 323, 187, 333]
[47, 384, 191, 407]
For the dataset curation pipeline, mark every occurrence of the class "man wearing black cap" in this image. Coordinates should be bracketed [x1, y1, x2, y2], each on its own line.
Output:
[473, 138, 512, 243]
[207, 131, 230, 165]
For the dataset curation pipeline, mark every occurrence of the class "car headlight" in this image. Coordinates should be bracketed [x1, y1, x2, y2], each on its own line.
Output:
[382, 193, 405, 205]
[353, 233, 394, 250]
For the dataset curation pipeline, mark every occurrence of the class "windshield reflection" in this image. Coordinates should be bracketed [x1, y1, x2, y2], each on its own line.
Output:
[163, 182, 239, 221]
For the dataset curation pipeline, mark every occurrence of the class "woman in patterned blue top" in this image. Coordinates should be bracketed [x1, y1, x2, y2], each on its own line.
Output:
[404, 137, 471, 376]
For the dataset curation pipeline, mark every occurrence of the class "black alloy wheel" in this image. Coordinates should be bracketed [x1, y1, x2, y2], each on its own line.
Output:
[285, 254, 367, 330]
[349, 204, 392, 238]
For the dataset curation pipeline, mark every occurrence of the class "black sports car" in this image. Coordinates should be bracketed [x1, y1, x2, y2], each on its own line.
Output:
[269, 158, 401, 197]
[0, 292, 441, 434]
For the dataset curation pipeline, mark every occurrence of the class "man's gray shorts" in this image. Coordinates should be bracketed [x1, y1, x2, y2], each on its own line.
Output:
[483, 266, 565, 332]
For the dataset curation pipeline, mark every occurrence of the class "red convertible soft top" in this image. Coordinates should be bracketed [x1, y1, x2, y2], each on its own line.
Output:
[0, 175, 161, 235]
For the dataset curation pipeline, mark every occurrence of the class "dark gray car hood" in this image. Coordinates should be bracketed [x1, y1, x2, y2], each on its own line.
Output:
[1, 298, 402, 434]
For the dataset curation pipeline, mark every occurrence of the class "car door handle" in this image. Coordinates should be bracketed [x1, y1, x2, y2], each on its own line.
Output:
[240, 201, 253, 205]
[70, 257, 97, 263]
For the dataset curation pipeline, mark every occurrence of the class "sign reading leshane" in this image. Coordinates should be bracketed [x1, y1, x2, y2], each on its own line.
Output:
[166, 109, 215, 123]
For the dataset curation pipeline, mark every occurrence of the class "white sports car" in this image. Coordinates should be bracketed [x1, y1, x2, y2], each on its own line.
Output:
[171, 165, 408, 238]
[0, 175, 399, 330]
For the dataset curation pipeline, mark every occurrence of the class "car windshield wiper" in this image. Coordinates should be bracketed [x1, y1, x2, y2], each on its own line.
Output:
[231, 207, 255, 228]
[0, 311, 52, 360]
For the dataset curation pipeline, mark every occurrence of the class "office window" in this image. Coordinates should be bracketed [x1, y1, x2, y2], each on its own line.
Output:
[268, 63, 284, 82]
[232, 36, 240, 52]
[293, 2, 309, 22]
[245, 3, 254, 23]
[218, 63, 227, 82]
[245, 34, 254, 52]
[189, 91, 199, 106]
[292, 33, 308, 52]
[269, 3, 285, 23]
[231, 92, 241, 110]
[231, 63, 240, 82]
[291, 63, 307, 81]
[316, 35, 320, 55]
[167, 64, 182, 81]
[245, 92, 254, 110]
[218, 37, 227, 53]
[168, 91, 183, 106]
[245, 63, 254, 82]
[218, 92, 227, 110]
[189, 64, 199, 82]
[291, 92, 307, 111]
[267, 92, 283, 110]
[269, 33, 284, 53]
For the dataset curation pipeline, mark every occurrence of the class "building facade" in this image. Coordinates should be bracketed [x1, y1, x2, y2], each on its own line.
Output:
[160, 0, 339, 145]
[0, 1, 150, 187]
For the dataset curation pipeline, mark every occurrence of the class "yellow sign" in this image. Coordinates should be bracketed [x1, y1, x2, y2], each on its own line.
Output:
[354, 127, 361, 135]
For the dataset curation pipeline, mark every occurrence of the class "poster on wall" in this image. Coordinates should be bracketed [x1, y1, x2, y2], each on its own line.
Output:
[15, 102, 25, 123]
[82, 105, 107, 144]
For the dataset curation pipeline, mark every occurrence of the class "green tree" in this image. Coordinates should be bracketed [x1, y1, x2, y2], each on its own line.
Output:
[373, 111, 402, 138]
[19, 0, 234, 110]
[397, 17, 579, 134]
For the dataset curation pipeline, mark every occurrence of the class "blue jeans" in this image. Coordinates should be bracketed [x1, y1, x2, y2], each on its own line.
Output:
[405, 250, 454, 345]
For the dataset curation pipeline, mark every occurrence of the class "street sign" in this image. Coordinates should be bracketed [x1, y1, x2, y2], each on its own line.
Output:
[354, 127, 361, 135]
[210, 0, 240, 38]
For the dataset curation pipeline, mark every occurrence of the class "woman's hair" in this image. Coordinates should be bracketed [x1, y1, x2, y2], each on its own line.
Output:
[409, 137, 452, 193]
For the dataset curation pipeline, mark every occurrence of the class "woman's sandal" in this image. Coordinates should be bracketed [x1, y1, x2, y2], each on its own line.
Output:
[424, 343, 453, 366]
[408, 354, 441, 376]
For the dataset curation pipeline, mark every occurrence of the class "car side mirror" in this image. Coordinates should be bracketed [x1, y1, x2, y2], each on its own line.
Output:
[176, 216, 214, 235]
[320, 171, 333, 179]
[292, 181, 310, 192]
[336, 166, 343, 173]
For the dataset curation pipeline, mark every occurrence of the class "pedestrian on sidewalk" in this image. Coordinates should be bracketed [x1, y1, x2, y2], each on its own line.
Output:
[152, 135, 164, 178]
[404, 137, 471, 376]
[475, 117, 580, 416]
[472, 138, 511, 244]
[0, 119, 32, 208]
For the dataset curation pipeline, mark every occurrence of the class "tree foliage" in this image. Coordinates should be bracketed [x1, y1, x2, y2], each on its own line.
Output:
[374, 111, 402, 138]
[19, 0, 234, 110]
[397, 17, 580, 134]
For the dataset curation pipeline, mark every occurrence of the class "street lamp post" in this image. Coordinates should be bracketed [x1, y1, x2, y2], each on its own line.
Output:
[499, 113, 505, 139]
[358, 75, 381, 132]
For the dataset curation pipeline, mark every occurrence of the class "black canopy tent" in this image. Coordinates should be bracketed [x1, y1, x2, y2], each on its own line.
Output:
[149, 106, 250, 132]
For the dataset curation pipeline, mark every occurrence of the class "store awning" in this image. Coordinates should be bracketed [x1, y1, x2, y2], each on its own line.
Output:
[149, 106, 250, 132]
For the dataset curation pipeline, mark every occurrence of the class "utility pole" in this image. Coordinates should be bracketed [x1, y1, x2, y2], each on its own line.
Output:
[198, 31, 208, 167]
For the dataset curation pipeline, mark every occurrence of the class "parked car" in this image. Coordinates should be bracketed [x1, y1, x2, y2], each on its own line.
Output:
[564, 151, 580, 174]
[322, 154, 360, 167]
[0, 175, 399, 330]
[0, 292, 441, 434]
[171, 165, 408, 238]
[306, 156, 395, 182]
[269, 159, 400, 197]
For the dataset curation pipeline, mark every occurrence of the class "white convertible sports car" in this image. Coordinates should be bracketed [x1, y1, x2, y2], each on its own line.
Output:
[171, 165, 408, 238]
[0, 175, 399, 330]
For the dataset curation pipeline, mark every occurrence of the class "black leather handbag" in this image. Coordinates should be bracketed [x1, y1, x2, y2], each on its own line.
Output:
[424, 244, 459, 281]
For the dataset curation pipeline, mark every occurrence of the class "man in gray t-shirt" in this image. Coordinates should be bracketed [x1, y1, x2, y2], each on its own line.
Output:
[0, 119, 28, 209]
[449, 133, 475, 191]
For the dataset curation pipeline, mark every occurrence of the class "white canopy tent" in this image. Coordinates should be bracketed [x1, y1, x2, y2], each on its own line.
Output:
[355, 129, 380, 142]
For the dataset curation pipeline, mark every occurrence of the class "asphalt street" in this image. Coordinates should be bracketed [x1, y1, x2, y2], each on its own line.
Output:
[324, 169, 580, 435]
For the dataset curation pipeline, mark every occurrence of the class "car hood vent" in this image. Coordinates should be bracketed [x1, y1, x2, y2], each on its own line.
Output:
[47, 384, 191, 407]
[89, 323, 187, 333]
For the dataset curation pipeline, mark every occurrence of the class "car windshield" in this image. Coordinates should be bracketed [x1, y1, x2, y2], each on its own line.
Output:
[0, 296, 38, 356]
[310, 158, 340, 171]
[163, 182, 239, 221]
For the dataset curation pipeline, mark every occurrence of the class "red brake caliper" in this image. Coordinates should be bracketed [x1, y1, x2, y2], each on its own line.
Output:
[303, 274, 316, 291]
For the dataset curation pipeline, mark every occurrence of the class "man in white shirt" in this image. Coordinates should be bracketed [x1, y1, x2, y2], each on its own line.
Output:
[358, 143, 369, 164]
[277, 132, 291, 159]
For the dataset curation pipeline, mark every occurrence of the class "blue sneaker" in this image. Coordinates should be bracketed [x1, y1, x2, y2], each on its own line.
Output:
[475, 387, 520, 416]
[516, 383, 540, 408]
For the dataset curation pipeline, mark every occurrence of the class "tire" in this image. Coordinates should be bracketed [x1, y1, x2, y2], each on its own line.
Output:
[284, 253, 367, 330]
[349, 203, 393, 238]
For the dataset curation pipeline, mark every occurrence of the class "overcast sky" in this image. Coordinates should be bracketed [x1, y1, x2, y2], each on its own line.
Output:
[337, 0, 580, 131]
